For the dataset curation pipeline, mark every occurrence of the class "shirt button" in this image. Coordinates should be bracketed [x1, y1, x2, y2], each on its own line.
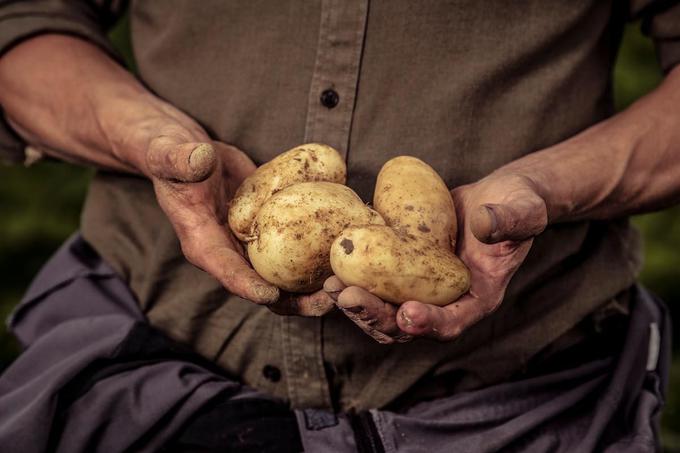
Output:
[320, 89, 339, 109]
[262, 365, 281, 382]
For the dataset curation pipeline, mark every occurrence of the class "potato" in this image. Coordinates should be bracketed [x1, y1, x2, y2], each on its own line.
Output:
[330, 225, 470, 306]
[247, 182, 385, 293]
[374, 156, 457, 250]
[229, 143, 346, 241]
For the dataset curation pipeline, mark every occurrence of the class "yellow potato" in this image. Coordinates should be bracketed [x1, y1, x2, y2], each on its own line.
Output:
[330, 225, 470, 306]
[247, 182, 384, 293]
[229, 143, 346, 241]
[374, 156, 457, 250]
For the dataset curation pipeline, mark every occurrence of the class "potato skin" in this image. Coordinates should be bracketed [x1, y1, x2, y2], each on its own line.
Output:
[229, 143, 346, 241]
[330, 225, 470, 306]
[374, 156, 457, 250]
[248, 182, 384, 293]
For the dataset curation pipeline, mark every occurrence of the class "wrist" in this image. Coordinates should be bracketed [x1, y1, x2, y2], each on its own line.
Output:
[93, 87, 208, 178]
[491, 116, 639, 224]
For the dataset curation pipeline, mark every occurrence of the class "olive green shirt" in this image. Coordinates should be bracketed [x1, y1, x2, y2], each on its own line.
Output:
[2, 0, 680, 411]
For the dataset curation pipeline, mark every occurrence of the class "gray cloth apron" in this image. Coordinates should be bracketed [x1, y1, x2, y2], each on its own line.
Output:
[0, 234, 670, 452]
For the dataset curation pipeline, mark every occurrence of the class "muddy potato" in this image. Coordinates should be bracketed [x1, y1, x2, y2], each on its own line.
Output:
[247, 182, 385, 293]
[330, 225, 470, 306]
[229, 143, 346, 241]
[374, 156, 457, 250]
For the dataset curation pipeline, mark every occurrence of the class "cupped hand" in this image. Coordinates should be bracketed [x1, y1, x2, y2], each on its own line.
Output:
[146, 125, 334, 316]
[324, 174, 548, 343]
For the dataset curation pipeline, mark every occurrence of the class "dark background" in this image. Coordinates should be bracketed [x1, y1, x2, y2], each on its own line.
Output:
[0, 16, 679, 450]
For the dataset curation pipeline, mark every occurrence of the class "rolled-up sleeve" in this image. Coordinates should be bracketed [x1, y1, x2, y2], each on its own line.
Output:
[0, 0, 124, 164]
[630, 0, 680, 73]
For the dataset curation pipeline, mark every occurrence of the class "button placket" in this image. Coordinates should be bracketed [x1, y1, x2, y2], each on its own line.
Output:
[303, 0, 369, 156]
[282, 316, 333, 408]
[285, 0, 369, 410]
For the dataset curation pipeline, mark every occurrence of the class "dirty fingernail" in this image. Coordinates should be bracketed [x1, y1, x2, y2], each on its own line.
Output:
[400, 309, 414, 327]
[252, 282, 279, 304]
[188, 143, 216, 179]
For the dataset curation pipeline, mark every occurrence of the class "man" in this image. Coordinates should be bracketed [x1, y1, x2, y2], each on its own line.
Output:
[0, 1, 678, 451]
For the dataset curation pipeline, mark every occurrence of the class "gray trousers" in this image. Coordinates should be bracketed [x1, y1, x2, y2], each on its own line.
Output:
[0, 235, 670, 452]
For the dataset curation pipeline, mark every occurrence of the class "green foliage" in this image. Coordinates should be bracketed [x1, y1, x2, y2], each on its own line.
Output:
[613, 23, 663, 111]
[0, 15, 679, 449]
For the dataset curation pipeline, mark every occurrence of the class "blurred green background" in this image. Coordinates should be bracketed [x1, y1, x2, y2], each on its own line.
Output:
[1, 16, 679, 450]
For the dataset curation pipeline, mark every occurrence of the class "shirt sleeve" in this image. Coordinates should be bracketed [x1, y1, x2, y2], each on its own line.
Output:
[0, 0, 126, 164]
[630, 0, 680, 74]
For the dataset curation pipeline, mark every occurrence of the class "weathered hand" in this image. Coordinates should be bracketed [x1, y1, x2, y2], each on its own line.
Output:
[147, 126, 334, 316]
[324, 174, 547, 343]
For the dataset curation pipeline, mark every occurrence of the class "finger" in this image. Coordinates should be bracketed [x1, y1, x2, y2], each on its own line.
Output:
[399, 235, 531, 341]
[396, 293, 500, 341]
[323, 276, 347, 301]
[147, 138, 217, 183]
[470, 199, 546, 245]
[220, 144, 257, 180]
[268, 289, 336, 317]
[181, 222, 279, 305]
[204, 246, 280, 304]
[337, 287, 411, 344]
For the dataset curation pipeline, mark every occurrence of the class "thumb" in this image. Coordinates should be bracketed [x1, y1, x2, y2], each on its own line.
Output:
[147, 136, 217, 183]
[470, 192, 547, 244]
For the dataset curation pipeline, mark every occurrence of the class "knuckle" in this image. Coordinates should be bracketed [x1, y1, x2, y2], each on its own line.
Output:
[481, 304, 496, 317]
[450, 325, 463, 338]
[439, 326, 463, 342]
[220, 266, 240, 286]
[342, 310, 365, 326]
[180, 241, 201, 266]
[372, 333, 396, 345]
[147, 136, 172, 160]
[364, 316, 379, 326]
[484, 297, 504, 316]
[394, 333, 413, 343]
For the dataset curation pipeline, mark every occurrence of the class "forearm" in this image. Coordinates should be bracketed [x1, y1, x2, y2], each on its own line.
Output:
[0, 34, 206, 176]
[495, 65, 680, 223]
